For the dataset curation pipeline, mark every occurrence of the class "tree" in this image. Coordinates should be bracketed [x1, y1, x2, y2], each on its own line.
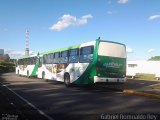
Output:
[0, 61, 15, 73]
[148, 56, 160, 61]
[0, 54, 10, 62]
[0, 54, 15, 73]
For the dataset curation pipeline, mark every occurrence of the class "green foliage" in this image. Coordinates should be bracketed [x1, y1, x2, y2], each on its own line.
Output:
[0, 54, 10, 62]
[135, 73, 156, 80]
[0, 61, 15, 73]
[148, 56, 160, 61]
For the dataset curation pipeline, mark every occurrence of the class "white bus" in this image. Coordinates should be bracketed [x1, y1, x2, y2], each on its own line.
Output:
[36, 38, 126, 86]
[16, 55, 41, 77]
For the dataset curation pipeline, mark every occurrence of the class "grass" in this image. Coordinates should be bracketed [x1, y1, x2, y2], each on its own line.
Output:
[135, 73, 157, 80]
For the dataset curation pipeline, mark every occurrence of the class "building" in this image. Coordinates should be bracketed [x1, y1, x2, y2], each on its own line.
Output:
[0, 49, 10, 61]
[127, 60, 160, 80]
[0, 49, 4, 55]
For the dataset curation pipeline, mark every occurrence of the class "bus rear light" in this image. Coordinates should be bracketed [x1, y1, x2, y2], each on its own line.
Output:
[97, 73, 101, 76]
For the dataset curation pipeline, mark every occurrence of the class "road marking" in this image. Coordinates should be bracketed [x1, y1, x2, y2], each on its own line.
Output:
[0, 82, 54, 120]
[123, 89, 160, 99]
[96, 85, 160, 100]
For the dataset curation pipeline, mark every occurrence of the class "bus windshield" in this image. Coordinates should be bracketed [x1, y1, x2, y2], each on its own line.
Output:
[98, 42, 126, 58]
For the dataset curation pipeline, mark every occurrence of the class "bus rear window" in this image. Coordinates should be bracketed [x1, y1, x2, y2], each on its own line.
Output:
[98, 42, 126, 58]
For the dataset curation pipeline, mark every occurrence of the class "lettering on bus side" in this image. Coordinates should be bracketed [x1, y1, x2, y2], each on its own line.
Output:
[103, 62, 122, 69]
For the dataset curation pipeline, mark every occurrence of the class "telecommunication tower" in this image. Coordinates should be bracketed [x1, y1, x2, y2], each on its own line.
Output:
[25, 30, 29, 56]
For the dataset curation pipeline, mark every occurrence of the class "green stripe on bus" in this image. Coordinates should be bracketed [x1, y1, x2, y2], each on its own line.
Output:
[31, 57, 39, 77]
[41, 44, 80, 55]
[72, 40, 99, 85]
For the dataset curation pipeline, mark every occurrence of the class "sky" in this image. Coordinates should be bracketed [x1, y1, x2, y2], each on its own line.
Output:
[0, 0, 160, 60]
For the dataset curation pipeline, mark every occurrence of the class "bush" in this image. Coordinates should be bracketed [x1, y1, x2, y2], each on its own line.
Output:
[0, 61, 15, 73]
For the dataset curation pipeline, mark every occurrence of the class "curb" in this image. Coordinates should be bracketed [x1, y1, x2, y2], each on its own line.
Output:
[123, 89, 160, 100]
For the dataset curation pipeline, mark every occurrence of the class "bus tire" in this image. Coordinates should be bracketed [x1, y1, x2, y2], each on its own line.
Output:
[64, 73, 71, 87]
[18, 70, 20, 76]
[42, 72, 47, 81]
[27, 70, 30, 78]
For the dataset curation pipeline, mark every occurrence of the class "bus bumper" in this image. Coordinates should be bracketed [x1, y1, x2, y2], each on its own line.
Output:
[94, 76, 126, 83]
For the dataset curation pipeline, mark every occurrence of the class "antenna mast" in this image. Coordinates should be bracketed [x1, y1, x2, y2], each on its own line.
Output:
[25, 30, 29, 56]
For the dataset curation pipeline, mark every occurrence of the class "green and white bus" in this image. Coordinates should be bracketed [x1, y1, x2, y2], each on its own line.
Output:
[16, 55, 41, 77]
[36, 38, 127, 86]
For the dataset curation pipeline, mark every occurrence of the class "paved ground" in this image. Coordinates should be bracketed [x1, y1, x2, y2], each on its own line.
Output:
[99, 78, 160, 99]
[0, 73, 160, 120]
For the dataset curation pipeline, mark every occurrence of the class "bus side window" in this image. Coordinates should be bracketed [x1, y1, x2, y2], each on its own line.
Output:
[24, 58, 27, 65]
[51, 53, 54, 63]
[60, 50, 68, 63]
[46, 54, 49, 64]
[69, 48, 79, 63]
[54, 52, 60, 63]
[19, 59, 23, 65]
[38, 57, 42, 67]
[33, 57, 36, 65]
[43, 55, 47, 64]
[32, 57, 36, 65]
[79, 46, 94, 63]
[43, 54, 51, 64]
[29, 58, 31, 65]
[18, 59, 21, 65]
[48, 54, 53, 64]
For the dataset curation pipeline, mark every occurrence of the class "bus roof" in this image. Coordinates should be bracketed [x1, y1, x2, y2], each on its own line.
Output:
[41, 44, 80, 55]
[39, 39, 125, 55]
[17, 39, 126, 59]
[17, 55, 37, 60]
[99, 40, 126, 46]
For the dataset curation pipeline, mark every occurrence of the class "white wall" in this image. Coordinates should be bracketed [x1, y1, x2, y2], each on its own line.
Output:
[127, 61, 160, 77]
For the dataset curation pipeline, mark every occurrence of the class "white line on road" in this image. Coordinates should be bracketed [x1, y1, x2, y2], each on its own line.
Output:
[0, 82, 54, 120]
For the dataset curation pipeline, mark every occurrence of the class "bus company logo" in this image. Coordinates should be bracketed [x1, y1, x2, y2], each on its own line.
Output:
[103, 62, 122, 68]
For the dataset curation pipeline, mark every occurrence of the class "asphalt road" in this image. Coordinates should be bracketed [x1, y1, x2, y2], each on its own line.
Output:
[0, 73, 160, 120]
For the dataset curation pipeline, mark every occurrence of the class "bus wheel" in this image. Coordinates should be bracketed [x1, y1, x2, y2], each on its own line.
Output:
[64, 73, 71, 87]
[18, 70, 20, 76]
[27, 71, 30, 78]
[42, 72, 46, 81]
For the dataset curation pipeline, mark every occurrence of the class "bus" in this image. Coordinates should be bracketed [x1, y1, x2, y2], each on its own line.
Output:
[36, 38, 127, 86]
[16, 55, 41, 78]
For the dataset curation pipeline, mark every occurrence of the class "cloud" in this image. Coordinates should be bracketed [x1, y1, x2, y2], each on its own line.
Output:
[107, 0, 112, 4]
[49, 14, 93, 31]
[107, 11, 117, 15]
[147, 49, 155, 53]
[5, 50, 24, 59]
[117, 0, 129, 4]
[5, 49, 35, 59]
[148, 15, 160, 20]
[126, 46, 133, 53]
[107, 11, 113, 15]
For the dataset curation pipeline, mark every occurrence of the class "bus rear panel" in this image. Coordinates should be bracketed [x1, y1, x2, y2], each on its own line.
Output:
[94, 41, 126, 83]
